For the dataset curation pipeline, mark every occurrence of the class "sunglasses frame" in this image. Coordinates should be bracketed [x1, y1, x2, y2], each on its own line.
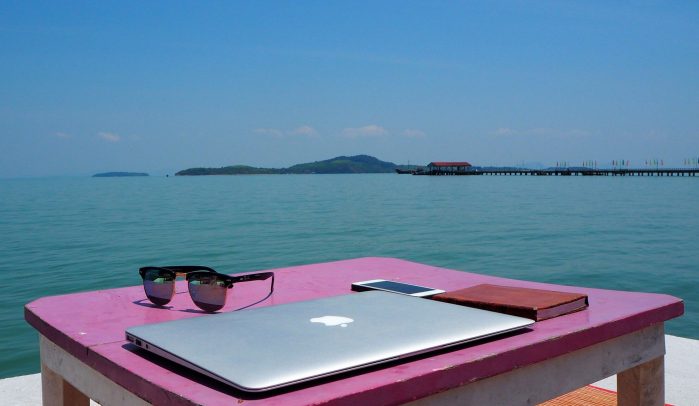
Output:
[138, 265, 275, 311]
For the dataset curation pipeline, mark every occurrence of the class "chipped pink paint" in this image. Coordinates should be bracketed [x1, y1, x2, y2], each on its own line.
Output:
[25, 257, 683, 405]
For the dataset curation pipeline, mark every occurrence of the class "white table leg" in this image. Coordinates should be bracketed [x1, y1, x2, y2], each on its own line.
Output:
[39, 335, 150, 406]
[41, 360, 89, 406]
[618, 355, 664, 406]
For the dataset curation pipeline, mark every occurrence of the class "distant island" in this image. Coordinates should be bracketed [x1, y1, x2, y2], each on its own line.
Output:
[93, 172, 149, 177]
[176, 155, 417, 175]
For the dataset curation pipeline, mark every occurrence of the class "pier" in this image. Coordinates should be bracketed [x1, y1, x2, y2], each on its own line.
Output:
[419, 168, 699, 176]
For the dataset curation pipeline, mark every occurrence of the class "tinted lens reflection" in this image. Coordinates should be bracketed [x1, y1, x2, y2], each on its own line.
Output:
[188, 273, 228, 312]
[143, 269, 175, 306]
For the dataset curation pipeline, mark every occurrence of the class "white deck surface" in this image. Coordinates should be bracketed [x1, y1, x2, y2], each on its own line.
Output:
[1, 334, 696, 405]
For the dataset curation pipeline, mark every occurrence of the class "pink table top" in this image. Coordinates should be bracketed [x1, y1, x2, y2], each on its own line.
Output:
[25, 257, 683, 405]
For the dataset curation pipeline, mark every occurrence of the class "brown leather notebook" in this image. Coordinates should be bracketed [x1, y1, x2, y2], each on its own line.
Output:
[431, 284, 589, 321]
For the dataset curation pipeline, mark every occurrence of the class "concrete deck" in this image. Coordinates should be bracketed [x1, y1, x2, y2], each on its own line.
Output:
[1, 334, 695, 405]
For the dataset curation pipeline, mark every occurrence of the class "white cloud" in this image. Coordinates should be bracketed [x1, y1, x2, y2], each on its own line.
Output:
[98, 132, 121, 142]
[564, 129, 592, 137]
[493, 127, 516, 136]
[528, 128, 558, 136]
[289, 125, 319, 137]
[402, 129, 426, 138]
[255, 126, 319, 138]
[491, 127, 591, 138]
[54, 132, 72, 139]
[341, 124, 389, 138]
[254, 128, 284, 137]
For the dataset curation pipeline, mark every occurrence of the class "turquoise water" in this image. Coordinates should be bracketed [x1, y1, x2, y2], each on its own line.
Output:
[1, 174, 698, 378]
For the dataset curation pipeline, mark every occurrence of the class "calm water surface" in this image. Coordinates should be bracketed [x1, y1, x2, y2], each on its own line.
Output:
[1, 174, 697, 378]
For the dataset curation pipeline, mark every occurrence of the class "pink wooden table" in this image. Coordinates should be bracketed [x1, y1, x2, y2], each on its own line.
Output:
[25, 257, 683, 406]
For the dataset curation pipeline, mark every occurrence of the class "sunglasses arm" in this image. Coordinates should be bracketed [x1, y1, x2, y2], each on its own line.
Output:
[230, 272, 275, 292]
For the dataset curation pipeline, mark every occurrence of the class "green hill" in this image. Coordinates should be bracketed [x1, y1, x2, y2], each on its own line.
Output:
[175, 155, 399, 176]
[285, 155, 397, 174]
[175, 165, 280, 176]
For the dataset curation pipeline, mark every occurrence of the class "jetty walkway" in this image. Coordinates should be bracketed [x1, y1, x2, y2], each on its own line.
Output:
[418, 168, 699, 176]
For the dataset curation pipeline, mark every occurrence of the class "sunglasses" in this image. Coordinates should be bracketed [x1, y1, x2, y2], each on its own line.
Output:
[138, 266, 275, 312]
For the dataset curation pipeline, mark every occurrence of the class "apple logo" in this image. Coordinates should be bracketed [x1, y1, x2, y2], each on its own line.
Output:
[310, 315, 354, 328]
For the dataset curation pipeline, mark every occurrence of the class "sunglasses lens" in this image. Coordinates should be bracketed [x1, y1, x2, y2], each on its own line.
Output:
[188, 273, 228, 312]
[143, 269, 175, 306]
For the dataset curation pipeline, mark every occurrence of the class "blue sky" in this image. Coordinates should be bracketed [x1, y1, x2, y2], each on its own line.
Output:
[1, 1, 698, 176]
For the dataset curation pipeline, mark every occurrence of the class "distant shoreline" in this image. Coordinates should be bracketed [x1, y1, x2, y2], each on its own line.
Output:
[93, 172, 149, 177]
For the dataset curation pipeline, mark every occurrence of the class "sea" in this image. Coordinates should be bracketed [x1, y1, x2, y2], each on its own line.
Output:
[1, 174, 698, 379]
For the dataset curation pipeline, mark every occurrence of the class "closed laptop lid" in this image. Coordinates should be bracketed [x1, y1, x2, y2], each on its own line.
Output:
[126, 291, 533, 392]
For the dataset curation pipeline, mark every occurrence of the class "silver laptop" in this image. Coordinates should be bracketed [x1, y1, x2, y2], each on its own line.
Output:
[125, 291, 533, 392]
